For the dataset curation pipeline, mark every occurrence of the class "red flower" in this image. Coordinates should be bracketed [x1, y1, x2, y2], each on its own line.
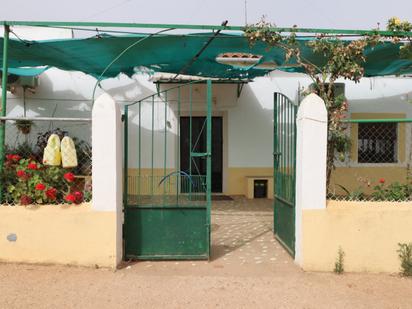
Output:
[65, 194, 76, 203]
[16, 170, 26, 178]
[35, 183, 46, 191]
[6, 154, 21, 162]
[64, 172, 75, 183]
[20, 195, 32, 205]
[46, 187, 57, 201]
[12, 154, 21, 162]
[73, 191, 84, 204]
[379, 178, 385, 184]
[27, 162, 38, 170]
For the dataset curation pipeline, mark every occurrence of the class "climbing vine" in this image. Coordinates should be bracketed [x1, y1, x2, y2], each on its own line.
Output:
[244, 17, 412, 187]
[387, 17, 412, 59]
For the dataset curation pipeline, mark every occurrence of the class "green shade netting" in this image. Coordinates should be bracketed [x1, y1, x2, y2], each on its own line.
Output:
[1, 66, 49, 76]
[0, 33, 411, 79]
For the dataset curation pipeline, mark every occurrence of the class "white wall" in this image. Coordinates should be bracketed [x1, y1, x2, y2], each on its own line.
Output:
[6, 71, 412, 170]
[3, 27, 412, 171]
[227, 74, 308, 167]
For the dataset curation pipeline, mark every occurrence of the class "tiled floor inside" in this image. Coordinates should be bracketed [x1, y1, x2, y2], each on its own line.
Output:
[210, 196, 294, 268]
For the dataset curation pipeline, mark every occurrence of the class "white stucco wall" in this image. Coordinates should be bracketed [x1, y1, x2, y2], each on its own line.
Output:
[2, 27, 412, 172]
[5, 72, 412, 169]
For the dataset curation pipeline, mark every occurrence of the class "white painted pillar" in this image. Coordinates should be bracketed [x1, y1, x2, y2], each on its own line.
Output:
[294, 93, 327, 265]
[92, 93, 123, 267]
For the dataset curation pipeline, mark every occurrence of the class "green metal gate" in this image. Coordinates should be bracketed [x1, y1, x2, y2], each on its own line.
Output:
[123, 80, 212, 260]
[273, 92, 297, 256]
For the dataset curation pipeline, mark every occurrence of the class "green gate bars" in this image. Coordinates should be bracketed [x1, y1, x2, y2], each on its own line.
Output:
[123, 80, 212, 260]
[273, 92, 297, 256]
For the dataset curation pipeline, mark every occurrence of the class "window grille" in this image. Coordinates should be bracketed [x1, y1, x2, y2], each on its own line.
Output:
[358, 122, 397, 163]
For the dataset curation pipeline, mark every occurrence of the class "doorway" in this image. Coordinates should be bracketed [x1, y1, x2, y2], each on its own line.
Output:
[180, 116, 223, 193]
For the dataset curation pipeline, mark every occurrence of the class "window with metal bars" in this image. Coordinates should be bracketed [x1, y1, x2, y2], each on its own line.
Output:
[358, 122, 397, 163]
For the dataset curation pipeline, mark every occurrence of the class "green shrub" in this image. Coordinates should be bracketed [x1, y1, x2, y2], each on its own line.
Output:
[398, 243, 412, 276]
[1, 155, 90, 205]
[334, 247, 345, 274]
[372, 181, 412, 201]
[336, 184, 365, 200]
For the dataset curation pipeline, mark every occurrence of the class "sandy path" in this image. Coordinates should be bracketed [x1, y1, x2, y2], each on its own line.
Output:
[0, 263, 411, 309]
[0, 198, 411, 308]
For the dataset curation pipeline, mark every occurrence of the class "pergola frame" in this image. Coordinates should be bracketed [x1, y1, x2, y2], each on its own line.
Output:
[1, 20, 412, 201]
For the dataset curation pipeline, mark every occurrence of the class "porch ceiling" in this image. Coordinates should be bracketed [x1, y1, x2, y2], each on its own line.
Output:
[1, 32, 412, 79]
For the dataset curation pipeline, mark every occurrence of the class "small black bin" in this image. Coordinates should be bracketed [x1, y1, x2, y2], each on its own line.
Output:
[254, 179, 268, 198]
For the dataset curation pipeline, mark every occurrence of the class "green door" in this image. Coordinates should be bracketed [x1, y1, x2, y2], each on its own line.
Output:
[273, 92, 297, 256]
[123, 80, 212, 260]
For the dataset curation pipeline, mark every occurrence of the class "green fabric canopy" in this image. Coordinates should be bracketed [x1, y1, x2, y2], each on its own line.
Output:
[1, 66, 49, 76]
[1, 33, 411, 79]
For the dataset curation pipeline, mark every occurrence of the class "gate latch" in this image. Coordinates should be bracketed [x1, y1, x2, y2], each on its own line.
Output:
[191, 152, 211, 158]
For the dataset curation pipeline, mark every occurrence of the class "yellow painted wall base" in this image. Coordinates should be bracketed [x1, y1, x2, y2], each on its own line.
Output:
[246, 176, 273, 199]
[331, 167, 407, 195]
[128, 167, 275, 197]
[0, 203, 118, 268]
[227, 167, 273, 196]
[302, 201, 412, 273]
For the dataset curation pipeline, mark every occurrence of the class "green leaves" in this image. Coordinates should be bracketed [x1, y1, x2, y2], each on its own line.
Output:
[308, 38, 367, 83]
[334, 247, 345, 274]
[244, 18, 282, 47]
[387, 17, 412, 32]
[371, 182, 412, 201]
[386, 17, 412, 60]
[397, 243, 412, 276]
[244, 17, 412, 191]
[2, 156, 70, 205]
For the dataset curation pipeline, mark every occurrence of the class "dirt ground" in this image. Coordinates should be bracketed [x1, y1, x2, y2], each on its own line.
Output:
[0, 197, 411, 309]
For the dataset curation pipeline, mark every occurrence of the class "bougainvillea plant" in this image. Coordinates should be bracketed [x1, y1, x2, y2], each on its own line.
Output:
[244, 17, 412, 188]
[1, 155, 91, 206]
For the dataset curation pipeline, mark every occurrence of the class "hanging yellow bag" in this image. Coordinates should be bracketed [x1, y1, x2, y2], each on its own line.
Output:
[61, 136, 78, 168]
[43, 134, 61, 166]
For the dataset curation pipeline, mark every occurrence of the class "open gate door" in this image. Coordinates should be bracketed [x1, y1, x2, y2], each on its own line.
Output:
[273, 92, 297, 256]
[123, 80, 212, 260]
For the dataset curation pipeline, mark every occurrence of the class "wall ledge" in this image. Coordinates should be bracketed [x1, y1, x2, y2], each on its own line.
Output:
[327, 200, 412, 209]
[0, 202, 92, 211]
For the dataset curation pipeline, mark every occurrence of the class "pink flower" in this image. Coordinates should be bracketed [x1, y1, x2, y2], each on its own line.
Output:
[35, 183, 46, 191]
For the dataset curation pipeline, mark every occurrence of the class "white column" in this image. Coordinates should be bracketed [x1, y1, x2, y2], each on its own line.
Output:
[92, 93, 123, 265]
[295, 93, 327, 265]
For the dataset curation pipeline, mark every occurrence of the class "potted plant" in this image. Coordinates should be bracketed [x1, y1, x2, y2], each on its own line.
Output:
[15, 119, 34, 135]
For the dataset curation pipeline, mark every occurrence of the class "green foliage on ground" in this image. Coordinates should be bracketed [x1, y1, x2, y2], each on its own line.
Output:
[334, 247, 345, 274]
[398, 243, 412, 276]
